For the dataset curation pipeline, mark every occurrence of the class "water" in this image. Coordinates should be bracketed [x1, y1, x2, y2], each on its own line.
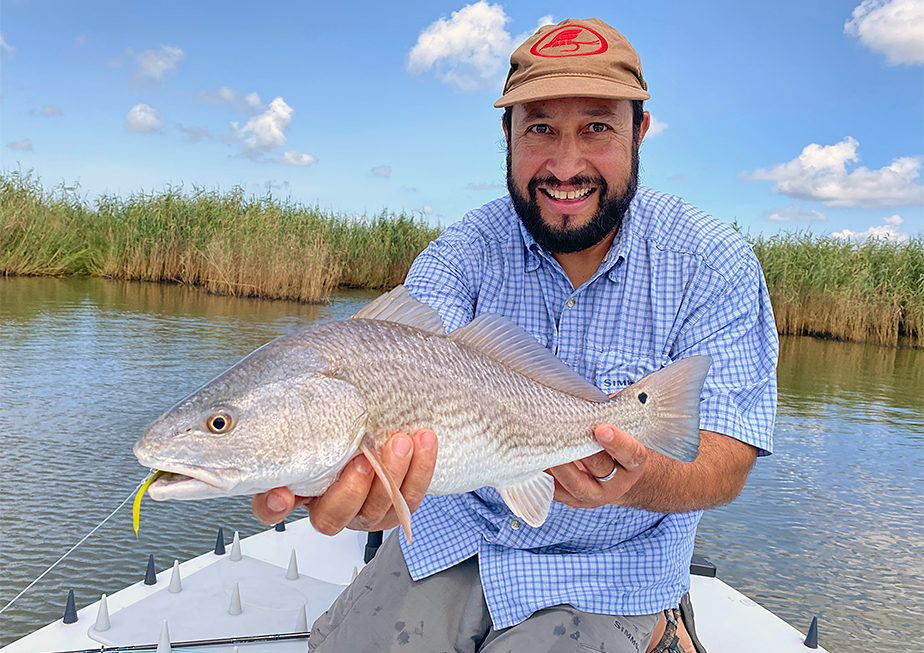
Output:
[1, 276, 921, 651]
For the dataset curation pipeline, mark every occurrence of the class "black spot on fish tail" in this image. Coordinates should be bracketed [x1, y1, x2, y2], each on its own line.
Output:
[397, 631, 410, 645]
[570, 631, 581, 640]
[395, 621, 405, 631]
[572, 615, 581, 626]
[553, 624, 566, 636]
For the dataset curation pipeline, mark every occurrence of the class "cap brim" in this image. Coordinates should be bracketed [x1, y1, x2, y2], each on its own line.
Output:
[494, 75, 649, 108]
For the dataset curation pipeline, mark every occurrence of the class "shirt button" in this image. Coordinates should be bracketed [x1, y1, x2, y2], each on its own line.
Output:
[510, 519, 521, 530]
[566, 297, 576, 308]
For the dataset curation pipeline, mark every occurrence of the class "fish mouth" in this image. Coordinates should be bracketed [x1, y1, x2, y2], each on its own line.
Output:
[144, 463, 242, 500]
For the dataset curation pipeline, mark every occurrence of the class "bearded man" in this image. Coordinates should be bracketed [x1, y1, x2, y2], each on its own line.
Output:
[254, 18, 778, 653]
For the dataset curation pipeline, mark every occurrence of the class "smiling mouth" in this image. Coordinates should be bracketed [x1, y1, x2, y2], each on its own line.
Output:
[541, 187, 596, 201]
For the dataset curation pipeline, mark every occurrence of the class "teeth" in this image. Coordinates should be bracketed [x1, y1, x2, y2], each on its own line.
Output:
[546, 188, 592, 200]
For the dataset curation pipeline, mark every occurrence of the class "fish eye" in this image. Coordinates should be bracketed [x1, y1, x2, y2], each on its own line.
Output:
[206, 411, 234, 434]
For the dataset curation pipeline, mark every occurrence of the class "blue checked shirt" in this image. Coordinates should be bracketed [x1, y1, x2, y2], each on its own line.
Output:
[399, 187, 778, 629]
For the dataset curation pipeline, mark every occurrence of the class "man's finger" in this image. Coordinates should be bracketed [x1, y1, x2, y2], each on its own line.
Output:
[252, 487, 296, 526]
[399, 430, 438, 510]
[595, 425, 647, 470]
[307, 455, 375, 535]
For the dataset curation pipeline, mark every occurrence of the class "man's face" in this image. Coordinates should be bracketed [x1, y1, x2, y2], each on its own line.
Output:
[505, 97, 642, 254]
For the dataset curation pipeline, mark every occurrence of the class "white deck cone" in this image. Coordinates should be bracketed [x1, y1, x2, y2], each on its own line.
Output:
[168, 560, 182, 593]
[229, 582, 242, 615]
[295, 604, 308, 633]
[157, 620, 171, 653]
[94, 594, 110, 632]
[230, 531, 242, 561]
[286, 550, 299, 580]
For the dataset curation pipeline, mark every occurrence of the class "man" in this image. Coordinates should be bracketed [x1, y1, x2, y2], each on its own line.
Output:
[253, 18, 778, 652]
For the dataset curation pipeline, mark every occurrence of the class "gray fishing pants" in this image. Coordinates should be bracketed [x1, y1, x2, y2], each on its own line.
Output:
[308, 532, 659, 653]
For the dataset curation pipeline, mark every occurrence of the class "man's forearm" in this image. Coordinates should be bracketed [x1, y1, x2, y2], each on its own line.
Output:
[617, 430, 757, 513]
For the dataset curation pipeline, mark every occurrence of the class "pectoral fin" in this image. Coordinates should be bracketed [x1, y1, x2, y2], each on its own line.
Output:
[359, 434, 413, 544]
[498, 472, 555, 528]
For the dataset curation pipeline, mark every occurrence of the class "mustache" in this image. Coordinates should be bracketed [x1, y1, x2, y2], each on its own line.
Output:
[528, 175, 605, 191]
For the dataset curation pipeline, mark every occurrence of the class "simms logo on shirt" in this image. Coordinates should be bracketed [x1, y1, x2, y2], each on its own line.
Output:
[530, 25, 608, 57]
[600, 377, 632, 392]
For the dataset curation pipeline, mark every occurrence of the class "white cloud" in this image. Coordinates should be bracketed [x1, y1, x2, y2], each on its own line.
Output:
[466, 181, 505, 191]
[124, 103, 165, 133]
[408, 1, 515, 92]
[43, 104, 64, 117]
[0, 32, 15, 59]
[199, 87, 266, 115]
[750, 137, 924, 207]
[111, 45, 184, 89]
[279, 151, 317, 167]
[371, 165, 392, 178]
[179, 125, 212, 143]
[422, 205, 434, 214]
[645, 116, 668, 138]
[884, 214, 904, 226]
[833, 215, 909, 241]
[7, 138, 32, 151]
[763, 204, 828, 222]
[232, 97, 293, 152]
[845, 0, 924, 65]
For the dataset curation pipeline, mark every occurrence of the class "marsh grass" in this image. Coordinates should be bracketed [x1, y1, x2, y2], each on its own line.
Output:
[2, 171, 921, 346]
[750, 232, 923, 348]
[2, 170, 439, 303]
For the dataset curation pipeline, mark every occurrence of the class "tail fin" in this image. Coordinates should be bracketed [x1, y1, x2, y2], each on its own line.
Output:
[621, 355, 712, 463]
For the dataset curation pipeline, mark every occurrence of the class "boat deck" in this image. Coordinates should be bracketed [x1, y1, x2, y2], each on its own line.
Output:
[1, 518, 828, 652]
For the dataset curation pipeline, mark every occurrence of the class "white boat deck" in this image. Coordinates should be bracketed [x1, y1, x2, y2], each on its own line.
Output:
[1, 518, 828, 653]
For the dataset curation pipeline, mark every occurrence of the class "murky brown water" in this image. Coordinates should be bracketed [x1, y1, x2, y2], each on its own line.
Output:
[1, 276, 922, 651]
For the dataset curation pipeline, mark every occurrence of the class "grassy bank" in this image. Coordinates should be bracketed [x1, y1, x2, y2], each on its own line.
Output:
[1, 170, 440, 302]
[2, 171, 922, 347]
[751, 232, 923, 348]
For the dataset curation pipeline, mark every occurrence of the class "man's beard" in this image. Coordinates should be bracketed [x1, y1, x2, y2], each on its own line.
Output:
[507, 146, 639, 254]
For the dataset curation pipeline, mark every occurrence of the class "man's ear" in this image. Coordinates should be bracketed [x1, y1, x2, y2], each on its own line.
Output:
[638, 111, 651, 145]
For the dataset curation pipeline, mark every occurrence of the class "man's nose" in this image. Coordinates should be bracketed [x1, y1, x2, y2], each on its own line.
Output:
[544, 134, 587, 182]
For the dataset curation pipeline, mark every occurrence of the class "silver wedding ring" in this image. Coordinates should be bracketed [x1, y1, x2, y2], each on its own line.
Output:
[594, 458, 619, 483]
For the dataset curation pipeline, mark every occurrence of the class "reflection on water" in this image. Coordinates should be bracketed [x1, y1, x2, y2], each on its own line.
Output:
[0, 277, 378, 646]
[696, 336, 923, 652]
[1, 276, 922, 651]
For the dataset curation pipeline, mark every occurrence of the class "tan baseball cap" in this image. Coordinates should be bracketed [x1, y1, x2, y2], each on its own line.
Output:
[495, 18, 649, 108]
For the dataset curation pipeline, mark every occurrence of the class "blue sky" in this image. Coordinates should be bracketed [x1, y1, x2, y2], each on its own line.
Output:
[2, 0, 922, 239]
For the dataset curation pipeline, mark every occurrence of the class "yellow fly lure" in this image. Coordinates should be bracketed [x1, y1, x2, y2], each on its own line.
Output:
[133, 471, 165, 536]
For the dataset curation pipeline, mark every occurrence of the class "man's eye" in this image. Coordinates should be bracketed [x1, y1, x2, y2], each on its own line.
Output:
[528, 124, 550, 134]
[589, 123, 609, 133]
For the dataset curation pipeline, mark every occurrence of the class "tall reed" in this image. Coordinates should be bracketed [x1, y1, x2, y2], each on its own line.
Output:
[1, 170, 440, 303]
[2, 171, 921, 346]
[750, 232, 923, 348]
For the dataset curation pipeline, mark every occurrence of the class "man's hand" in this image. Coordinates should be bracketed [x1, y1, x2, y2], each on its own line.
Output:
[251, 430, 438, 534]
[551, 425, 757, 513]
[549, 425, 648, 508]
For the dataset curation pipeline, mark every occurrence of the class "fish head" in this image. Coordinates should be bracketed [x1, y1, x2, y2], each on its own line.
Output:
[133, 338, 368, 501]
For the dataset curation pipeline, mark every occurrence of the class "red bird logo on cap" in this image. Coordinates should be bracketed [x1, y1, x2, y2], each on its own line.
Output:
[531, 25, 608, 58]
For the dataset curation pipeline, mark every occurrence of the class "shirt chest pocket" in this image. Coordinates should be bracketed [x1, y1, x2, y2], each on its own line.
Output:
[594, 350, 670, 395]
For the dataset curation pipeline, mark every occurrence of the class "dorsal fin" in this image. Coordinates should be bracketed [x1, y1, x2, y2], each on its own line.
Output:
[351, 285, 446, 335]
[448, 313, 609, 403]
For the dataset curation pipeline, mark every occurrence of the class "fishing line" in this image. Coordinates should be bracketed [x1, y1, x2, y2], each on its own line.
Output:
[0, 479, 146, 616]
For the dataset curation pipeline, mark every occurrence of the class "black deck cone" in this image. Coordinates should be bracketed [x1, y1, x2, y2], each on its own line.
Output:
[144, 554, 157, 585]
[275, 521, 286, 532]
[804, 615, 818, 648]
[63, 589, 77, 624]
[214, 526, 226, 555]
